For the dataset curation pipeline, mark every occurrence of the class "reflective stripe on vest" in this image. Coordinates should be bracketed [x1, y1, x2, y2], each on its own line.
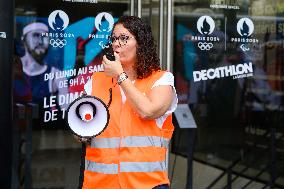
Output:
[91, 137, 120, 148]
[91, 136, 170, 148]
[85, 160, 118, 174]
[120, 161, 167, 172]
[85, 160, 166, 173]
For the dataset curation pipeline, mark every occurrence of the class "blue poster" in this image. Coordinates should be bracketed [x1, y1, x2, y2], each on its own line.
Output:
[14, 11, 117, 127]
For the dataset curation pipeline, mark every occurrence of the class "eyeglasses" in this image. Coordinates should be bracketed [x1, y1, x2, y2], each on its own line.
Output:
[108, 34, 134, 46]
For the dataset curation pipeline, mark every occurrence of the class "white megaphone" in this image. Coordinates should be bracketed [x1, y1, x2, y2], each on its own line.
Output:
[66, 95, 110, 138]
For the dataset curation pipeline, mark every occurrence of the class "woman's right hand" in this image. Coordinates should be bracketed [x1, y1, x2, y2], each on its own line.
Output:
[102, 52, 124, 79]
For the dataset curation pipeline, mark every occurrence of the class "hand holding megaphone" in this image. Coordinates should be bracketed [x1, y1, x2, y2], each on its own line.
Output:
[73, 135, 91, 144]
[102, 52, 124, 78]
[66, 95, 110, 139]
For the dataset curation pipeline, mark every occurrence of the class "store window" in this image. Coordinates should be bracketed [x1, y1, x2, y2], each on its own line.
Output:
[13, 1, 130, 188]
[172, 0, 284, 188]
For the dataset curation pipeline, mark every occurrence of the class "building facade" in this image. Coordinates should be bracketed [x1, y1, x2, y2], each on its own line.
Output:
[0, 0, 283, 188]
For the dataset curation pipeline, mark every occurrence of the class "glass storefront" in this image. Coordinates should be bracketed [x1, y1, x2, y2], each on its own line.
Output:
[172, 0, 284, 188]
[13, 1, 131, 188]
[2, 0, 282, 188]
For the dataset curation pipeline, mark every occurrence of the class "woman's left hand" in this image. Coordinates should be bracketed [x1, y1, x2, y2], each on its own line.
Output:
[102, 52, 124, 78]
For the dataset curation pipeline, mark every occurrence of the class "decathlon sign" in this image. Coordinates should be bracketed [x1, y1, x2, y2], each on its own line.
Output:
[193, 62, 254, 82]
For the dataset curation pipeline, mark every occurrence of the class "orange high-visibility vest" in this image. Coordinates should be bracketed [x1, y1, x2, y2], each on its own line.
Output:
[83, 71, 174, 189]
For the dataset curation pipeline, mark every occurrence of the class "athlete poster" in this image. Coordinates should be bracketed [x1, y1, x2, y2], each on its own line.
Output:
[14, 4, 122, 128]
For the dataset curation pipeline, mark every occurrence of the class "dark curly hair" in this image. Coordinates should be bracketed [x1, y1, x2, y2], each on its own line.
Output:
[114, 16, 160, 79]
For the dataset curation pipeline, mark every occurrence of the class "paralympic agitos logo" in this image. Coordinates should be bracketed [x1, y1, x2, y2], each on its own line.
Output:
[88, 12, 115, 50]
[231, 17, 258, 52]
[42, 10, 75, 48]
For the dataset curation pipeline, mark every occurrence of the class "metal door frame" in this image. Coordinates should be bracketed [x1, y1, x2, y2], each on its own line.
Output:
[130, 0, 173, 72]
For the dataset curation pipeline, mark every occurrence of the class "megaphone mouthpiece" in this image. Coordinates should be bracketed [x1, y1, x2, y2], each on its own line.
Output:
[76, 101, 96, 122]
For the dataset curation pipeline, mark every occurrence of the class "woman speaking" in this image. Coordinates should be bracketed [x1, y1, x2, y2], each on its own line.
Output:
[83, 16, 177, 189]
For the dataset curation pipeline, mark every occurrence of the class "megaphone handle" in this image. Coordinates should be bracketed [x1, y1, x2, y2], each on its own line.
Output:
[78, 143, 86, 189]
[107, 88, 112, 108]
[106, 78, 114, 108]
